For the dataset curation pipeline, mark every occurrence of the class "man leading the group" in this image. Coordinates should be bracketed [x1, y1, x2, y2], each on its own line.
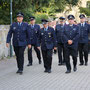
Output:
[6, 12, 31, 75]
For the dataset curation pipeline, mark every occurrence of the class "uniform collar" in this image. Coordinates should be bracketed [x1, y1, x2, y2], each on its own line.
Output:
[69, 24, 73, 27]
[31, 24, 35, 28]
[31, 24, 35, 26]
[81, 22, 85, 26]
[44, 26, 48, 31]
[61, 23, 65, 26]
[18, 22, 22, 26]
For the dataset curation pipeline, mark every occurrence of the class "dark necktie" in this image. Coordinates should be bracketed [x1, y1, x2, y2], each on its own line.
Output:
[44, 28, 47, 31]
[31, 25, 34, 29]
[81, 23, 84, 27]
[18, 23, 21, 26]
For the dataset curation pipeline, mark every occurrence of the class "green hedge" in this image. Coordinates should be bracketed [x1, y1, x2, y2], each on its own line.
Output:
[34, 13, 48, 24]
[80, 7, 90, 16]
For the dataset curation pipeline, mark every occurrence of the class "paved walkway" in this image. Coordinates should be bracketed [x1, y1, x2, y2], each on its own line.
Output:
[0, 50, 90, 90]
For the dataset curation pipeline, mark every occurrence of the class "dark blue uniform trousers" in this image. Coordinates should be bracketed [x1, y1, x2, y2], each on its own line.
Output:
[64, 46, 77, 71]
[78, 43, 88, 64]
[41, 49, 53, 70]
[28, 45, 41, 64]
[14, 46, 26, 71]
[58, 43, 65, 64]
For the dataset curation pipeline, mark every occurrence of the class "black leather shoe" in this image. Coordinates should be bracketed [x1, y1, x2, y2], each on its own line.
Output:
[16, 70, 20, 74]
[19, 70, 23, 75]
[48, 69, 51, 73]
[16, 70, 23, 75]
[65, 70, 71, 74]
[73, 67, 77, 72]
[58, 63, 62, 66]
[85, 62, 88, 66]
[27, 63, 32, 66]
[62, 62, 66, 65]
[44, 69, 48, 73]
[79, 63, 83, 66]
[39, 61, 42, 64]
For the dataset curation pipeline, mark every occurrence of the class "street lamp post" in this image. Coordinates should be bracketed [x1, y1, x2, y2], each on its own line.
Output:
[10, 0, 13, 57]
[10, 0, 12, 24]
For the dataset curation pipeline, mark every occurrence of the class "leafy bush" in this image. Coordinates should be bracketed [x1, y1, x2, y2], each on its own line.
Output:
[80, 7, 90, 16]
[34, 13, 48, 24]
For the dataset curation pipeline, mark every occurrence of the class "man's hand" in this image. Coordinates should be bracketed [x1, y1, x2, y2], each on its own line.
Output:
[28, 45, 31, 49]
[6, 43, 9, 48]
[54, 47, 57, 50]
[37, 47, 40, 50]
[68, 40, 73, 45]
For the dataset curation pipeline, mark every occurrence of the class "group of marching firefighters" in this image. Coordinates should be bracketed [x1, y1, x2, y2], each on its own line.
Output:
[6, 12, 90, 75]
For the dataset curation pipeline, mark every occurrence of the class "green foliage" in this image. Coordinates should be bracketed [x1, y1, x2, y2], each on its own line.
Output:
[66, 0, 79, 6]
[80, 7, 90, 16]
[34, 13, 48, 24]
[0, 0, 10, 24]
[54, 0, 66, 12]
[0, 0, 80, 24]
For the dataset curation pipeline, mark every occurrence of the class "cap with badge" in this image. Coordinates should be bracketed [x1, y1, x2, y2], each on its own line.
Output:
[17, 12, 24, 17]
[41, 19, 48, 24]
[79, 14, 85, 19]
[67, 15, 75, 20]
[29, 16, 35, 21]
[59, 17, 65, 21]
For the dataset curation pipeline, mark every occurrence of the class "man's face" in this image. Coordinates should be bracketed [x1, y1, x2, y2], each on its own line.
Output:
[17, 16, 23, 23]
[43, 23, 48, 28]
[80, 18, 86, 23]
[60, 20, 65, 25]
[30, 20, 35, 25]
[68, 19, 74, 24]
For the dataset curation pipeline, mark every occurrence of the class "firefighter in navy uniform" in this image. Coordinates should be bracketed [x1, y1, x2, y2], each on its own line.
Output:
[78, 14, 90, 66]
[55, 17, 66, 66]
[6, 12, 31, 75]
[27, 16, 42, 66]
[63, 15, 79, 74]
[37, 19, 57, 73]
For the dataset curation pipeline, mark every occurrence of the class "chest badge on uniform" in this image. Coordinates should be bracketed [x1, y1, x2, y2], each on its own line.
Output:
[13, 27, 16, 30]
[41, 33, 44, 35]
[73, 28, 76, 31]
[35, 29, 37, 33]
[48, 33, 51, 37]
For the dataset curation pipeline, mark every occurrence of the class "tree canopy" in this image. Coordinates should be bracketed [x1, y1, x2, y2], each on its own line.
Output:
[0, 0, 79, 24]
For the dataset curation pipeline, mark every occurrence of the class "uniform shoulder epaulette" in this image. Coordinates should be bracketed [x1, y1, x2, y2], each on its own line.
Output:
[65, 24, 68, 26]
[49, 26, 53, 29]
[78, 23, 81, 25]
[11, 22, 16, 26]
[35, 24, 38, 26]
[74, 24, 77, 26]
[12, 22, 16, 24]
[23, 22, 28, 24]
[57, 24, 60, 26]
[41, 28, 43, 30]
